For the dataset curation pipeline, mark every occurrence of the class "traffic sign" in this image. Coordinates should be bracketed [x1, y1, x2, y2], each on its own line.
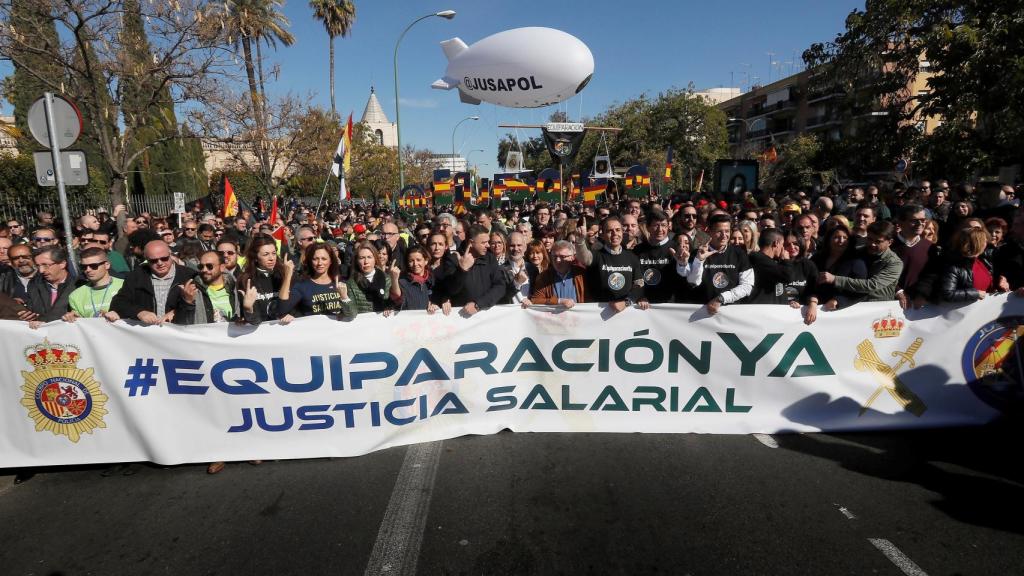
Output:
[894, 158, 910, 174]
[28, 95, 82, 149]
[33, 150, 89, 187]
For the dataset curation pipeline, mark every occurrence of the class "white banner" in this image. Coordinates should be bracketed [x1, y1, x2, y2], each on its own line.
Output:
[2, 298, 1021, 467]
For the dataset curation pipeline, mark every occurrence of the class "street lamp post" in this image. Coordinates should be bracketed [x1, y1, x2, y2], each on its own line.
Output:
[451, 115, 479, 173]
[394, 10, 456, 190]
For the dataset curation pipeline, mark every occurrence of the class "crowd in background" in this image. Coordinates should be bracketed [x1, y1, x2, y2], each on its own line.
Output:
[2, 178, 1024, 331]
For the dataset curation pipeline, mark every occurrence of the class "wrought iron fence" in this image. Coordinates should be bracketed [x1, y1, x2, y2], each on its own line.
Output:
[0, 191, 208, 226]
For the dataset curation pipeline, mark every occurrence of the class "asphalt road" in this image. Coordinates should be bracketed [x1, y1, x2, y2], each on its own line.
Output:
[2, 424, 1023, 576]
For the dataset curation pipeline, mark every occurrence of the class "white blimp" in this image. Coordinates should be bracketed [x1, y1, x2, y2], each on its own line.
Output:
[431, 27, 594, 108]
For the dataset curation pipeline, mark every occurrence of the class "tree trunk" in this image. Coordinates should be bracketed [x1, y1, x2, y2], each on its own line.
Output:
[329, 36, 336, 116]
[241, 36, 271, 188]
[108, 172, 126, 208]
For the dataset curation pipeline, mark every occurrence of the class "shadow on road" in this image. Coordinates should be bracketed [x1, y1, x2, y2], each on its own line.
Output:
[778, 359, 1024, 534]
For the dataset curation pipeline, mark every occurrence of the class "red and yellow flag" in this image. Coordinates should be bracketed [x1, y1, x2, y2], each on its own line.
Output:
[223, 177, 238, 218]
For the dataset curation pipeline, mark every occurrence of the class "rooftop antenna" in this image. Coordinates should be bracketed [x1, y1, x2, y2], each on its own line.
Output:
[767, 52, 775, 83]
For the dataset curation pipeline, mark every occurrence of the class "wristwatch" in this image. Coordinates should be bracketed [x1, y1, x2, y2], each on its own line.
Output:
[715, 295, 725, 305]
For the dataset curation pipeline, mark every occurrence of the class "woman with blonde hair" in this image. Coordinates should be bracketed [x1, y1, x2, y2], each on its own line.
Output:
[737, 220, 759, 253]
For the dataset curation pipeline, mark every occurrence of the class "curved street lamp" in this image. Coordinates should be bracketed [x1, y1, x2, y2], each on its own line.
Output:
[451, 115, 479, 174]
[394, 10, 456, 189]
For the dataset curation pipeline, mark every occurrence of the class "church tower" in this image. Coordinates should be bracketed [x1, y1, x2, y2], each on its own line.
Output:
[360, 87, 397, 148]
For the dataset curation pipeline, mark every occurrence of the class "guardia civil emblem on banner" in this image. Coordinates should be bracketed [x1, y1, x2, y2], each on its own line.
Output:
[854, 312, 926, 417]
[20, 340, 109, 443]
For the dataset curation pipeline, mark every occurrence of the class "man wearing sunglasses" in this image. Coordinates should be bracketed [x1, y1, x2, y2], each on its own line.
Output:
[64, 247, 123, 322]
[178, 250, 239, 324]
[26, 246, 79, 322]
[215, 239, 242, 279]
[2, 243, 37, 302]
[82, 231, 130, 276]
[111, 239, 196, 325]
[674, 205, 710, 248]
[6, 219, 25, 244]
[29, 227, 59, 249]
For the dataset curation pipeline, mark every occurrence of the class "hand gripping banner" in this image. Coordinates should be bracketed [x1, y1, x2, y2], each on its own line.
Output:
[1, 298, 1020, 467]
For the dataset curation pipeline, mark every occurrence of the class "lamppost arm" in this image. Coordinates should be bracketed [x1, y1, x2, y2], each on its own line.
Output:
[394, 10, 455, 190]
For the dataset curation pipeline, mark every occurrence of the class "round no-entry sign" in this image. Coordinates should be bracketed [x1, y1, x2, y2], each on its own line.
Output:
[28, 95, 83, 149]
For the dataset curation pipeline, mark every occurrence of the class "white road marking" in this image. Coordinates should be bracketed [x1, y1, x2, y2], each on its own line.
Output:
[838, 506, 857, 520]
[752, 433, 779, 448]
[363, 441, 444, 576]
[869, 538, 929, 576]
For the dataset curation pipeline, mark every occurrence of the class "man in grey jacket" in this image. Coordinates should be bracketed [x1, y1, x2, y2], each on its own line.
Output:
[818, 221, 904, 302]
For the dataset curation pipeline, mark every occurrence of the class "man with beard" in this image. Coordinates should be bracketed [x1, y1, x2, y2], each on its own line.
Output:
[674, 204, 710, 248]
[2, 243, 37, 302]
[179, 250, 239, 324]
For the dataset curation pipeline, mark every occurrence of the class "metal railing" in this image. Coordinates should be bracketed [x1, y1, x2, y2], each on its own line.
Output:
[0, 191, 208, 225]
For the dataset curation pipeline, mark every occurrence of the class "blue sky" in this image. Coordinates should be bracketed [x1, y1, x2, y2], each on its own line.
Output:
[3, 0, 862, 177]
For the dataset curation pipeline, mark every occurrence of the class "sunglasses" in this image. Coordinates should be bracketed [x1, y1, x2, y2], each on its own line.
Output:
[150, 255, 171, 263]
[184, 227, 197, 231]
[11, 254, 32, 260]
[32, 236, 55, 242]
[199, 263, 218, 270]
[82, 261, 108, 270]
[217, 250, 236, 256]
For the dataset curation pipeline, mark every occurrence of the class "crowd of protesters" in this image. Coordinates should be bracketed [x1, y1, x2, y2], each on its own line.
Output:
[2, 179, 1024, 333]
[3, 179, 1024, 474]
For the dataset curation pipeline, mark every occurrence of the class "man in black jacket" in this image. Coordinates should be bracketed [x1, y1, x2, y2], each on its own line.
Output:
[747, 228, 794, 304]
[110, 240, 196, 325]
[26, 246, 79, 322]
[449, 225, 509, 317]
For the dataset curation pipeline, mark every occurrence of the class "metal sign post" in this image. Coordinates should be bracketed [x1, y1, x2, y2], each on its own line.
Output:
[43, 92, 77, 271]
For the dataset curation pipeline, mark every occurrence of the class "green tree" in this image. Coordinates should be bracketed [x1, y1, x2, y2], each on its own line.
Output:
[0, 152, 110, 207]
[1, 0, 228, 203]
[570, 88, 727, 192]
[121, 0, 203, 198]
[762, 134, 824, 193]
[215, 0, 295, 180]
[804, 0, 1024, 177]
[2, 0, 61, 148]
[309, 0, 356, 117]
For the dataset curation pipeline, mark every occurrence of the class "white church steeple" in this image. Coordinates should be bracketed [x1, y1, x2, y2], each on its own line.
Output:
[360, 86, 397, 148]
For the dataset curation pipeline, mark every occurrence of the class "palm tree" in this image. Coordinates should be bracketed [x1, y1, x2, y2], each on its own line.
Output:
[310, 0, 356, 116]
[215, 0, 295, 180]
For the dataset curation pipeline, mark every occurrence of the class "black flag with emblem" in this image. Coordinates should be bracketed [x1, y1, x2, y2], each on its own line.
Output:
[541, 127, 587, 169]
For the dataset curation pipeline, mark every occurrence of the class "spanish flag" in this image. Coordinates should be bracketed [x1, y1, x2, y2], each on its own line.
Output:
[763, 144, 778, 164]
[223, 177, 238, 218]
[664, 146, 673, 182]
[583, 184, 604, 207]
